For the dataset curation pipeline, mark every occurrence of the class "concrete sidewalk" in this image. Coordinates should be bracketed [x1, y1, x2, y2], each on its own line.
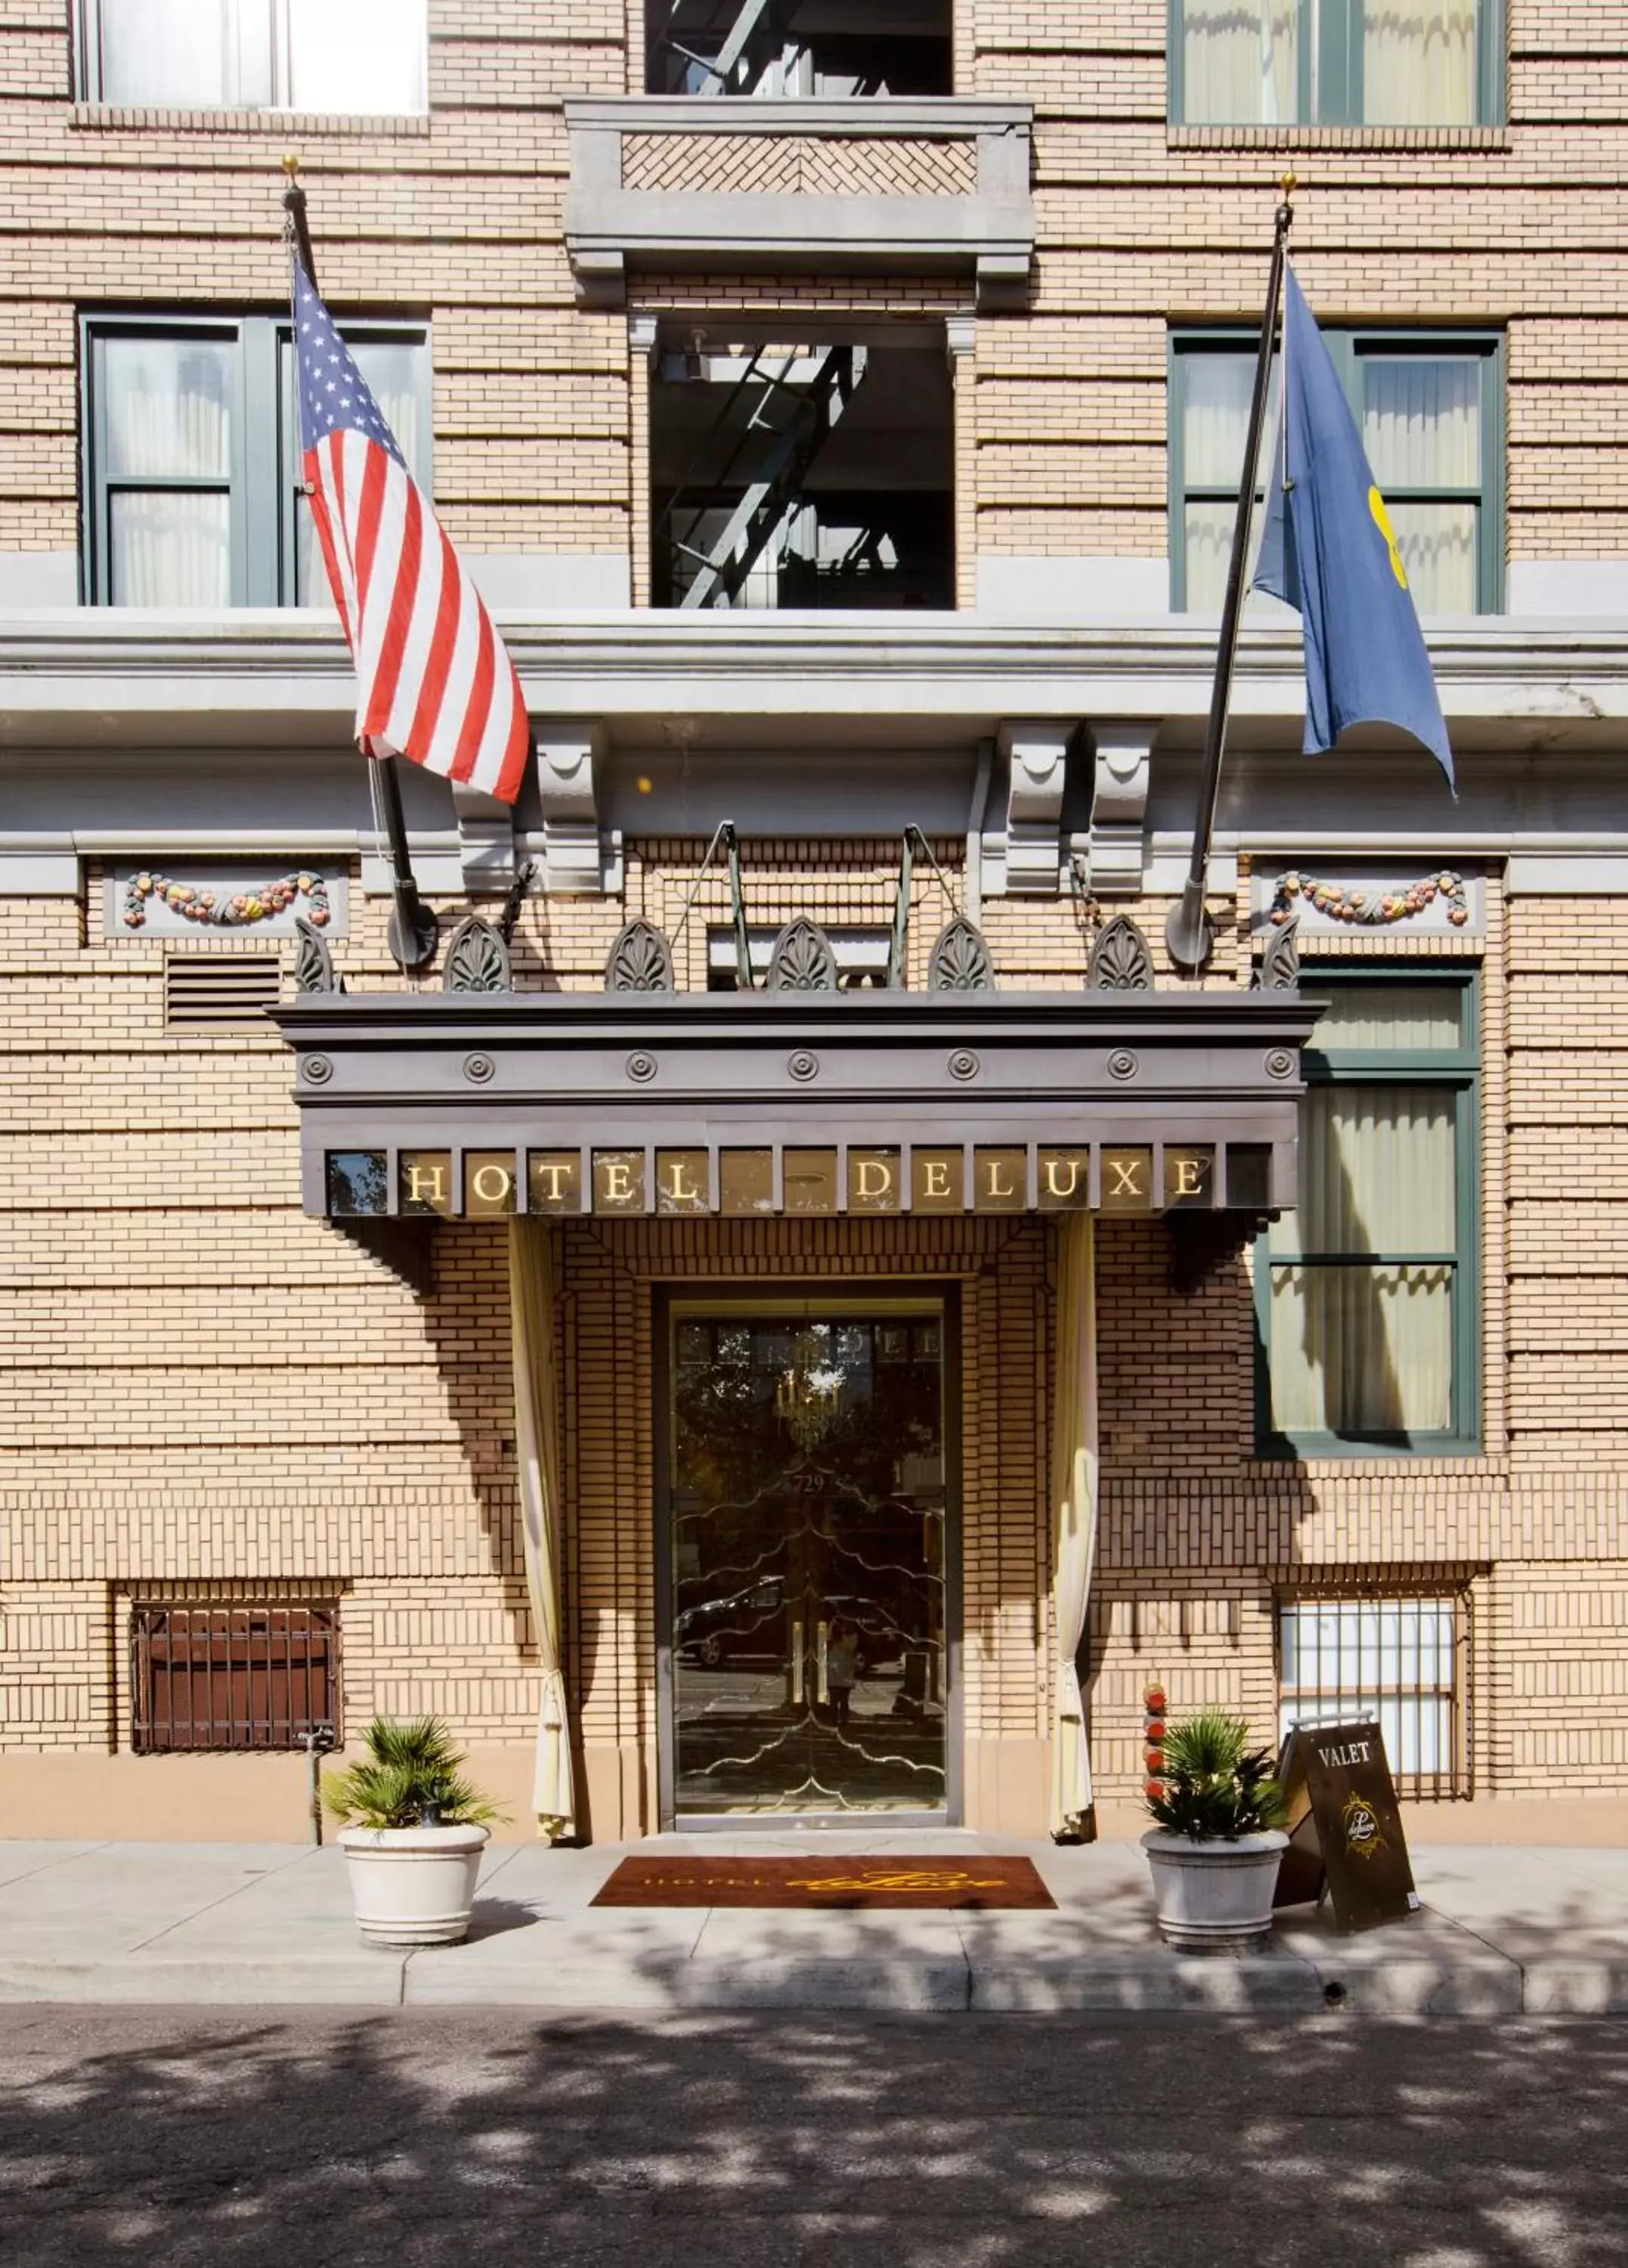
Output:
[1, 1832, 1625, 2016]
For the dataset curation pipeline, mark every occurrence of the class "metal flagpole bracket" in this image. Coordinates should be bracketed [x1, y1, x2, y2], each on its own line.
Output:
[1165, 173, 1295, 974]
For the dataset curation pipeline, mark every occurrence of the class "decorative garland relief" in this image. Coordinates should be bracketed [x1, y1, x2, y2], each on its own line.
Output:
[1271, 869, 1469, 929]
[122, 870, 333, 931]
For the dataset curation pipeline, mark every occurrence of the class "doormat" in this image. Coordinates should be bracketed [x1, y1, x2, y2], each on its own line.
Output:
[591, 1855, 1056, 1910]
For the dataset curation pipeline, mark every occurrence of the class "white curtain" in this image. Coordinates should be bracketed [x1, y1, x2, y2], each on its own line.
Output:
[1269, 1084, 1456, 1433]
[1181, 0, 1298, 124]
[1363, 2, 1478, 125]
[1181, 350, 1280, 610]
[1363, 355, 1481, 613]
[102, 335, 233, 606]
[286, 0, 428, 113]
[508, 1218, 577, 1842]
[1049, 1211, 1098, 1839]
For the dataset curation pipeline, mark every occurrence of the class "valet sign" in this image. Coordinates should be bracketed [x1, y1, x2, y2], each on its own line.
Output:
[321, 1138, 1255, 1222]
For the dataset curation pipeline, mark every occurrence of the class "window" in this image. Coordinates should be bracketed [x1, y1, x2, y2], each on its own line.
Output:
[1169, 331, 1502, 613]
[1171, 2, 1500, 127]
[647, 0, 951, 95]
[651, 335, 954, 611]
[1278, 1594, 1467, 1797]
[82, 314, 429, 606]
[79, 0, 427, 114]
[1256, 974, 1479, 1452]
[131, 1603, 339, 1752]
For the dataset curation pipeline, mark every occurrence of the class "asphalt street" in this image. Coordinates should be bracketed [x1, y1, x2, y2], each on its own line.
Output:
[2, 2006, 1626, 2267]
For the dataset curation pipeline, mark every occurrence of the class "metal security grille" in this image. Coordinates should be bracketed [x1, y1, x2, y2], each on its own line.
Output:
[164, 955, 280, 1030]
[1277, 1594, 1469, 1800]
[132, 1604, 339, 1752]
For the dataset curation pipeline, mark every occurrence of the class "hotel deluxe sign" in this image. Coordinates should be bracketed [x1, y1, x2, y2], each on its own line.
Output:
[273, 988, 1320, 1222]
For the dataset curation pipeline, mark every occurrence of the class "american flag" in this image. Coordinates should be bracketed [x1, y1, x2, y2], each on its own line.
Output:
[293, 260, 529, 804]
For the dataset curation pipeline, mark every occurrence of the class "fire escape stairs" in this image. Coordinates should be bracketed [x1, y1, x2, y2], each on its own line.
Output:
[664, 343, 870, 610]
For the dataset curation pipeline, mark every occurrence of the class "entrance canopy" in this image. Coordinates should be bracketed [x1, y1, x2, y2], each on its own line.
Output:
[274, 987, 1320, 1224]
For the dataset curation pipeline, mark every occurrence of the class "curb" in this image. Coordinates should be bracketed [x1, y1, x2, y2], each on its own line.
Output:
[3, 1949, 1625, 2015]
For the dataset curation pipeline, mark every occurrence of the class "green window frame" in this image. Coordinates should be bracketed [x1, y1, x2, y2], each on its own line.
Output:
[81, 311, 432, 609]
[1168, 1, 1504, 128]
[1254, 968, 1481, 1457]
[1168, 328, 1504, 614]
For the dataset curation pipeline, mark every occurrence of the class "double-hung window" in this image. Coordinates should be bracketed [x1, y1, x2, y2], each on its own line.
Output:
[1171, 2, 1501, 127]
[1170, 330, 1501, 614]
[82, 314, 429, 607]
[1257, 973, 1480, 1453]
[79, 0, 427, 114]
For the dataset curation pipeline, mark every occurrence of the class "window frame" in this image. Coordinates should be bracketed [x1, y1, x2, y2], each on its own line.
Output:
[1253, 965, 1482, 1458]
[81, 310, 432, 607]
[1274, 1588, 1472, 1799]
[1168, 327, 1504, 614]
[76, 0, 429, 116]
[1167, 0, 1505, 129]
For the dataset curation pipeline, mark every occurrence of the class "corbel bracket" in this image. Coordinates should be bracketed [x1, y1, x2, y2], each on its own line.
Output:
[535, 717, 622, 895]
[1080, 722, 1152, 898]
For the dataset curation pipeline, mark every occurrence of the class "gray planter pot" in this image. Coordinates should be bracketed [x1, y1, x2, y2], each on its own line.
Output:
[1141, 1828, 1289, 1954]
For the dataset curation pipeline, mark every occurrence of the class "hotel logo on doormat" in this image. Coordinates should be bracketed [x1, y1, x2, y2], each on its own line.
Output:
[591, 1855, 1056, 1910]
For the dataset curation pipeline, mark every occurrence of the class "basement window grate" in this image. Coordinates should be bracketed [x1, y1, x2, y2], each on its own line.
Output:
[131, 1603, 340, 1753]
[163, 954, 281, 1030]
[1277, 1593, 1469, 1800]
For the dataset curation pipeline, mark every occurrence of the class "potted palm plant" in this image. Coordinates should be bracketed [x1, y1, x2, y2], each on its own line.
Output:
[1141, 1709, 1289, 1954]
[324, 1715, 506, 1948]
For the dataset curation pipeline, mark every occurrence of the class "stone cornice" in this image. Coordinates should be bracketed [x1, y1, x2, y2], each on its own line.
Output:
[3, 613, 1626, 733]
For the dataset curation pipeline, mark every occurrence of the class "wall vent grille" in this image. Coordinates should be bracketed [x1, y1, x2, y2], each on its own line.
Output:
[164, 954, 281, 1030]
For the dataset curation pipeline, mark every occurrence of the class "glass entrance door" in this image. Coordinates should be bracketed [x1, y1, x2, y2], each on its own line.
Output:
[662, 1301, 952, 1820]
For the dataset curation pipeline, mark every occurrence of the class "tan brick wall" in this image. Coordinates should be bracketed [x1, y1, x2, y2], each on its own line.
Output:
[3, 852, 1623, 1824]
[7, 2, 1618, 584]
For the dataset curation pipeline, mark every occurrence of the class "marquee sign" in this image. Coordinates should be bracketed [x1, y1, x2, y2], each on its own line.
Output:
[274, 987, 1321, 1222]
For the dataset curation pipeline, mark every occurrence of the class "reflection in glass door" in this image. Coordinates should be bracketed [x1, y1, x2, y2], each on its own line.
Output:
[662, 1301, 953, 1819]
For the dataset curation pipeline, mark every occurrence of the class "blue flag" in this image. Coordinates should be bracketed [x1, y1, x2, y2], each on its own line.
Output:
[1255, 265, 1454, 792]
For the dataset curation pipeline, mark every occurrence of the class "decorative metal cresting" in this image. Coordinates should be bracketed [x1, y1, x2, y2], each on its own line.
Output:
[605, 917, 676, 992]
[443, 915, 512, 993]
[1255, 915, 1301, 993]
[294, 915, 341, 995]
[767, 916, 839, 991]
[1088, 913, 1155, 992]
[929, 919, 995, 993]
[890, 825, 997, 993]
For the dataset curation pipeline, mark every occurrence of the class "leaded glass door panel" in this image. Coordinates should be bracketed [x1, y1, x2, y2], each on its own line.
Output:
[662, 1300, 952, 1820]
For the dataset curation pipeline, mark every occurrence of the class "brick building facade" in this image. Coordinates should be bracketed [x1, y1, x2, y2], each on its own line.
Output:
[0, 0, 1623, 1842]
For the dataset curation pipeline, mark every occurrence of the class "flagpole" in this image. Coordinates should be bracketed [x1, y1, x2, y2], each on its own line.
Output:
[280, 157, 438, 974]
[1165, 173, 1295, 973]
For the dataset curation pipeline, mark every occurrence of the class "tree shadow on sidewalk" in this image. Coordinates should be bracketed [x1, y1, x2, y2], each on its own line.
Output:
[2, 1985, 1626, 2268]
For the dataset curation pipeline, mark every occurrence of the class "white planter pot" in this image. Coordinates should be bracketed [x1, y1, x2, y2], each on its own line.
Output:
[338, 1824, 491, 1948]
[1141, 1829, 1289, 1955]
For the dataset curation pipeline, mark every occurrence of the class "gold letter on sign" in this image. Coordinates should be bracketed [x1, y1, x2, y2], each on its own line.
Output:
[400, 1151, 453, 1216]
[1164, 1148, 1215, 1209]
[1100, 1148, 1153, 1211]
[848, 1151, 901, 1213]
[528, 1152, 581, 1214]
[974, 1148, 1026, 1212]
[466, 1152, 517, 1216]
[656, 1151, 710, 1214]
[1037, 1149, 1090, 1210]
[911, 1148, 962, 1213]
[593, 1151, 646, 1213]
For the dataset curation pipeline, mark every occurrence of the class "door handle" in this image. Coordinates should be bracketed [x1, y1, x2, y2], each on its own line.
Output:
[791, 1619, 804, 1706]
[816, 1619, 829, 1706]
